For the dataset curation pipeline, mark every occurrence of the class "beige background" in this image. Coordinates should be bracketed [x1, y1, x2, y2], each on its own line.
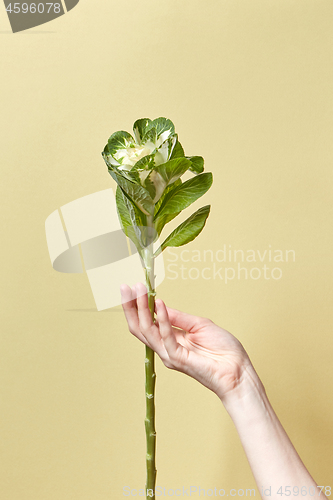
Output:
[1, 1, 333, 498]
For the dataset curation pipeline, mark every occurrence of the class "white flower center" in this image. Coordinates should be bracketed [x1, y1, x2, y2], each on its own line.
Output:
[115, 142, 155, 169]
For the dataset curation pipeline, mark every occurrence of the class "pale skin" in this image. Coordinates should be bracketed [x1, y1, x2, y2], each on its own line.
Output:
[120, 282, 328, 500]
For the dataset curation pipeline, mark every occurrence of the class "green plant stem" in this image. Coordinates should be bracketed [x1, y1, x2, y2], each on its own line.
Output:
[144, 215, 156, 499]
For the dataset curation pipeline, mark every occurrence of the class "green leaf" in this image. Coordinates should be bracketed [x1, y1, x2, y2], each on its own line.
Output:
[154, 134, 177, 165]
[116, 185, 132, 230]
[142, 157, 187, 205]
[116, 185, 145, 228]
[155, 172, 213, 218]
[115, 186, 144, 250]
[102, 144, 120, 167]
[154, 157, 191, 186]
[187, 156, 204, 174]
[126, 169, 142, 185]
[143, 174, 156, 201]
[151, 117, 175, 139]
[102, 151, 139, 184]
[170, 139, 185, 159]
[155, 212, 180, 236]
[155, 205, 211, 256]
[133, 118, 152, 144]
[107, 131, 134, 158]
[132, 154, 155, 171]
[108, 169, 154, 216]
[142, 126, 157, 145]
[154, 179, 182, 215]
[126, 155, 156, 194]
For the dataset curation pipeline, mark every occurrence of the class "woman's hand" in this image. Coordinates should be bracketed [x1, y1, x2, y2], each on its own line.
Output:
[121, 283, 325, 497]
[120, 282, 257, 401]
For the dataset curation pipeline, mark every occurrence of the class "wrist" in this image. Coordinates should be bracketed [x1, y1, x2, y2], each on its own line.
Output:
[219, 362, 270, 424]
[219, 364, 318, 492]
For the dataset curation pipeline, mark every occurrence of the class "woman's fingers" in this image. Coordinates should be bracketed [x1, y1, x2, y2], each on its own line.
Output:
[122, 283, 168, 361]
[121, 289, 221, 391]
[120, 284, 138, 329]
[135, 284, 170, 360]
[135, 283, 154, 331]
[156, 299, 188, 371]
[166, 306, 210, 332]
[120, 284, 148, 345]
[121, 285, 191, 369]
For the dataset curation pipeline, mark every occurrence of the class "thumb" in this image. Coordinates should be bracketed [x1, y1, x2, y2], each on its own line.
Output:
[165, 306, 206, 332]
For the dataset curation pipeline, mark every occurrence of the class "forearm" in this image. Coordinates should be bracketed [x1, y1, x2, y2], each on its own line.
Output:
[220, 365, 325, 500]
